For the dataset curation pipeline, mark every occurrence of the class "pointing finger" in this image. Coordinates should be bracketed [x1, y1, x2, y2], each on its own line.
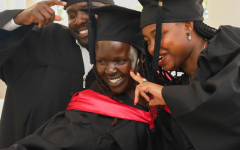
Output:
[134, 88, 140, 105]
[54, 15, 62, 21]
[140, 92, 150, 102]
[45, 0, 67, 7]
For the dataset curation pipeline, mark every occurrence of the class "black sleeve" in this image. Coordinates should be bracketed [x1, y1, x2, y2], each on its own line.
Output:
[6, 135, 61, 150]
[162, 26, 240, 150]
[0, 10, 39, 83]
[0, 10, 23, 29]
[0, 111, 95, 150]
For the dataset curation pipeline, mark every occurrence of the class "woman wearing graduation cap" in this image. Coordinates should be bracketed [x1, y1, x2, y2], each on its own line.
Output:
[130, 0, 240, 150]
[0, 5, 161, 150]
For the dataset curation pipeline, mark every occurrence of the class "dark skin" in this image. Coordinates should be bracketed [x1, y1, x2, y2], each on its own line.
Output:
[142, 22, 206, 81]
[130, 22, 207, 106]
[67, 2, 105, 47]
[13, 0, 105, 48]
[95, 41, 148, 107]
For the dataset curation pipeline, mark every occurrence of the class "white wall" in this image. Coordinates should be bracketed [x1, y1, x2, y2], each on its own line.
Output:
[0, 0, 4, 12]
[208, 0, 240, 28]
[4, 0, 26, 10]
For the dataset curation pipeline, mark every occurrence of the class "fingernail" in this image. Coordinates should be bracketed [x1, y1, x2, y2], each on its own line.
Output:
[137, 72, 140, 75]
[130, 70, 134, 73]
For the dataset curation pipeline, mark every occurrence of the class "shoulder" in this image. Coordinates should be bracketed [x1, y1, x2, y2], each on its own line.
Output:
[197, 25, 240, 78]
[212, 25, 240, 45]
[207, 25, 240, 53]
[34, 110, 91, 134]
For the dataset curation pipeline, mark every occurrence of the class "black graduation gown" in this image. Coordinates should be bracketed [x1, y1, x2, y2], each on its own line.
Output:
[0, 10, 96, 148]
[155, 75, 195, 150]
[1, 84, 161, 150]
[162, 25, 240, 150]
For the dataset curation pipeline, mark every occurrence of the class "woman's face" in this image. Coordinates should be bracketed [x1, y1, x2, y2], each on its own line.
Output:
[142, 23, 193, 71]
[95, 41, 137, 94]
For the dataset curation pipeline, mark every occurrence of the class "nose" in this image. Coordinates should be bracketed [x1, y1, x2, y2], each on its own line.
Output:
[148, 40, 155, 56]
[105, 63, 117, 75]
[74, 11, 89, 25]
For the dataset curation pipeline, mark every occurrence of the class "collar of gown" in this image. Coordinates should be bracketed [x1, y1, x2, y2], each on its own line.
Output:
[67, 89, 156, 129]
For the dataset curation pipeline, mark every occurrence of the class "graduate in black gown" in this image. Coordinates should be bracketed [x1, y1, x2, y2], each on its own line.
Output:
[130, 0, 240, 150]
[0, 0, 116, 148]
[1, 5, 161, 150]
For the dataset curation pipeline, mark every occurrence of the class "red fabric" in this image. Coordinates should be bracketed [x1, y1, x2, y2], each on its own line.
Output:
[150, 95, 172, 114]
[67, 90, 156, 129]
[161, 105, 171, 114]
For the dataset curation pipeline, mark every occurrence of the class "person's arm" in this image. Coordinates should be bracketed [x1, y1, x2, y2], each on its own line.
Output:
[0, 1, 67, 82]
[2, 19, 22, 31]
[0, 10, 23, 29]
[131, 26, 240, 150]
[0, 110, 94, 150]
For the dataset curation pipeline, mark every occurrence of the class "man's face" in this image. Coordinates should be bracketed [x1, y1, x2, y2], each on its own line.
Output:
[67, 2, 105, 47]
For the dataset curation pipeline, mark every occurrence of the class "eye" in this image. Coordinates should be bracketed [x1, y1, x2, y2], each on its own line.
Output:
[69, 13, 76, 19]
[145, 40, 151, 45]
[115, 59, 127, 64]
[96, 60, 106, 64]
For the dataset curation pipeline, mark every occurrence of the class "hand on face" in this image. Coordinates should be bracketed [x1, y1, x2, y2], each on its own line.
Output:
[14, 0, 66, 28]
[130, 71, 166, 106]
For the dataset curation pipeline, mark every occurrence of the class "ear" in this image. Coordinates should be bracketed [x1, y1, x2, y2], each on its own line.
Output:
[184, 22, 194, 32]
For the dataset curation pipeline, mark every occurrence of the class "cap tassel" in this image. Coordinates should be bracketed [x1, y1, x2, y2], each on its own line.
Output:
[152, 0, 163, 71]
[87, 0, 97, 64]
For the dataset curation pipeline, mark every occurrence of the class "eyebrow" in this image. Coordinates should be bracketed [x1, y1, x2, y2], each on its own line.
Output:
[67, 9, 75, 13]
[143, 29, 156, 38]
[150, 29, 156, 35]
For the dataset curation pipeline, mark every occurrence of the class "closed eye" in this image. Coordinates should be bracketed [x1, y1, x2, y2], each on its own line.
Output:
[96, 60, 106, 64]
[115, 59, 128, 64]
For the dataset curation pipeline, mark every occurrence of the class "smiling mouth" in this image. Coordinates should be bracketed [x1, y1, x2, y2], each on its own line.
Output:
[79, 29, 88, 34]
[159, 55, 167, 62]
[109, 77, 122, 84]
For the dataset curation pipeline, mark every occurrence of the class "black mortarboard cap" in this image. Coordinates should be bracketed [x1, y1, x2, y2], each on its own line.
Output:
[139, 0, 204, 71]
[61, 0, 115, 9]
[80, 5, 144, 64]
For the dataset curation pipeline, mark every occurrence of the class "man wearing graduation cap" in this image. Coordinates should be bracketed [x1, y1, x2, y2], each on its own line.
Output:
[0, 0, 114, 148]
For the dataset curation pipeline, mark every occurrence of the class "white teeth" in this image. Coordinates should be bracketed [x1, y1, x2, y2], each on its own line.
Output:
[109, 77, 122, 83]
[159, 55, 166, 62]
[79, 29, 88, 34]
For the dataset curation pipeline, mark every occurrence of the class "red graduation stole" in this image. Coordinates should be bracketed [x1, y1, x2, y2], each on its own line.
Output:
[66, 90, 156, 129]
[149, 94, 172, 114]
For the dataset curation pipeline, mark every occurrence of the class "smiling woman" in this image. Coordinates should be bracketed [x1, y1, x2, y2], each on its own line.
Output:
[0, 5, 161, 150]
[130, 0, 240, 150]
[95, 42, 138, 95]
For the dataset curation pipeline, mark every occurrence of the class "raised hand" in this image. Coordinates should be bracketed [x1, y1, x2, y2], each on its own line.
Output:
[130, 71, 166, 106]
[14, 0, 67, 28]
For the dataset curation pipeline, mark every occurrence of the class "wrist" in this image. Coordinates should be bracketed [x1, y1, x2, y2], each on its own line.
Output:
[13, 13, 24, 25]
[13, 17, 21, 25]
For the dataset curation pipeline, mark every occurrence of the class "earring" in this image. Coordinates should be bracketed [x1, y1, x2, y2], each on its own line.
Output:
[188, 31, 192, 41]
